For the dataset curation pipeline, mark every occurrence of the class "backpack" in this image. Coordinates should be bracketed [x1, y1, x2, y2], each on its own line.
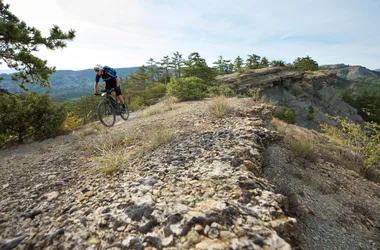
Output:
[103, 66, 117, 77]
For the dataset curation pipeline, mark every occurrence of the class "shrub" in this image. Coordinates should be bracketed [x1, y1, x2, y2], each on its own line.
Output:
[209, 96, 232, 118]
[0, 92, 67, 143]
[207, 85, 235, 97]
[321, 118, 380, 168]
[144, 82, 167, 105]
[285, 133, 314, 158]
[274, 107, 297, 124]
[63, 112, 82, 131]
[293, 56, 318, 71]
[130, 95, 145, 111]
[167, 77, 207, 101]
[307, 105, 315, 121]
[248, 88, 262, 102]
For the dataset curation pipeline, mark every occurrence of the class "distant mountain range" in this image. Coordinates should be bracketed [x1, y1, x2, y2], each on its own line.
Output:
[0, 67, 139, 102]
[319, 64, 380, 80]
[375, 69, 380, 72]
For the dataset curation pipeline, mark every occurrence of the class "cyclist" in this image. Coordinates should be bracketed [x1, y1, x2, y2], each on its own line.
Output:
[94, 64, 127, 112]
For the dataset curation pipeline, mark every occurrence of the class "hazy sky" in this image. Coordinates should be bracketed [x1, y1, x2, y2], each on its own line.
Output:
[2, 0, 380, 71]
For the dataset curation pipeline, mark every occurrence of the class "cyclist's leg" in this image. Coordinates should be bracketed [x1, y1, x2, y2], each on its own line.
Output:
[105, 81, 112, 93]
[114, 77, 125, 105]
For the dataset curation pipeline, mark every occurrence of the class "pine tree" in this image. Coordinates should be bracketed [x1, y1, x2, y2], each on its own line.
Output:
[293, 56, 319, 71]
[234, 56, 244, 71]
[260, 57, 269, 68]
[0, 1, 75, 90]
[160, 55, 170, 84]
[170, 51, 184, 78]
[182, 52, 215, 84]
[246, 54, 261, 69]
[146, 58, 159, 82]
[212, 55, 231, 74]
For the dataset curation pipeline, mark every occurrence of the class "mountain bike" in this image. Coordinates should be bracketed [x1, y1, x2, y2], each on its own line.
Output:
[97, 89, 129, 127]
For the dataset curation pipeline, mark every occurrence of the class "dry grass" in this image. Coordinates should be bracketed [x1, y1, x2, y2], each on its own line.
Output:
[209, 96, 233, 118]
[80, 121, 176, 175]
[285, 134, 314, 158]
[140, 97, 180, 117]
[271, 118, 315, 158]
[146, 126, 175, 150]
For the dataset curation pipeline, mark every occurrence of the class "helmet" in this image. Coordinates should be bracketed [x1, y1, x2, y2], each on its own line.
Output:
[94, 64, 103, 71]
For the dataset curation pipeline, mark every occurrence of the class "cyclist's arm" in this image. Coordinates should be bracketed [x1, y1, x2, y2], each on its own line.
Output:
[94, 74, 101, 93]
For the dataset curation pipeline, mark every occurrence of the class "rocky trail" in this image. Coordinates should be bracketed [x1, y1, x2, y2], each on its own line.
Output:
[1, 98, 379, 250]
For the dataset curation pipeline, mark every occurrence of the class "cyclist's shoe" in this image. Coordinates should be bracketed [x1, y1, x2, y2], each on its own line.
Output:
[122, 105, 127, 113]
[94, 91, 100, 96]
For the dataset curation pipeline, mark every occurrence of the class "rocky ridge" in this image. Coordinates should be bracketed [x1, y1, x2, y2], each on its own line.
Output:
[214, 67, 363, 129]
[319, 64, 380, 80]
[0, 99, 298, 250]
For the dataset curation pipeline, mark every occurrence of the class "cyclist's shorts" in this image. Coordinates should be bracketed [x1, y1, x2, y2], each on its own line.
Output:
[105, 79, 122, 96]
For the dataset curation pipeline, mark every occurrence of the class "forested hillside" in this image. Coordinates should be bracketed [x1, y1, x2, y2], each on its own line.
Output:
[0, 67, 139, 102]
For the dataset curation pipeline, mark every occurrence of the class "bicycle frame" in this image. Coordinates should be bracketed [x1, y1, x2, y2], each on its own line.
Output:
[101, 91, 121, 115]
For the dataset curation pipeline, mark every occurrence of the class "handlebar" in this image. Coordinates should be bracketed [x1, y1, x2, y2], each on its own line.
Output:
[99, 88, 115, 96]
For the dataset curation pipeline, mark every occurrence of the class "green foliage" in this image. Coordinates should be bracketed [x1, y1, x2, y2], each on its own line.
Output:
[234, 56, 244, 71]
[144, 83, 167, 105]
[320, 117, 380, 169]
[260, 57, 269, 67]
[0, 92, 66, 143]
[130, 96, 145, 111]
[246, 54, 261, 69]
[270, 60, 286, 67]
[248, 88, 262, 101]
[167, 77, 207, 101]
[63, 112, 82, 131]
[170, 51, 184, 78]
[182, 52, 216, 84]
[160, 55, 171, 84]
[293, 56, 319, 71]
[71, 95, 99, 124]
[274, 107, 297, 124]
[307, 105, 315, 121]
[341, 88, 380, 124]
[207, 85, 235, 97]
[212, 55, 231, 74]
[0, 1, 75, 89]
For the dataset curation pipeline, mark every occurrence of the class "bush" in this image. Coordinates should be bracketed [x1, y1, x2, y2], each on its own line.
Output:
[167, 77, 207, 101]
[321, 117, 380, 168]
[0, 92, 67, 143]
[274, 107, 297, 124]
[144, 82, 167, 105]
[293, 56, 318, 71]
[285, 134, 314, 158]
[307, 105, 315, 121]
[207, 85, 235, 97]
[63, 112, 82, 131]
[130, 96, 145, 111]
[72, 95, 99, 124]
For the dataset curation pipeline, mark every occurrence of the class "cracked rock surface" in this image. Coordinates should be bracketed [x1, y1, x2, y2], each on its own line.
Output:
[0, 99, 297, 249]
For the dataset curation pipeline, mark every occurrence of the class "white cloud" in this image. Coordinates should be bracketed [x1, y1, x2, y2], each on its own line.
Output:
[1, 0, 379, 70]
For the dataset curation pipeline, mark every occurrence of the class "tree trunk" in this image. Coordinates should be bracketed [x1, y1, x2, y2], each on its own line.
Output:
[18, 133, 23, 144]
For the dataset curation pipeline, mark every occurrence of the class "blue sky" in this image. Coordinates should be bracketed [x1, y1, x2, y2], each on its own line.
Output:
[1, 0, 379, 71]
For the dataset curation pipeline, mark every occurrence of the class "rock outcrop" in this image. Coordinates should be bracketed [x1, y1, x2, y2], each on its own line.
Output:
[214, 67, 363, 129]
[0, 99, 299, 250]
[319, 64, 380, 80]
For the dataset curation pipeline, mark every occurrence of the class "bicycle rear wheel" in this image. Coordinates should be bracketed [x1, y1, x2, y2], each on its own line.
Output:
[120, 104, 129, 121]
[98, 100, 116, 127]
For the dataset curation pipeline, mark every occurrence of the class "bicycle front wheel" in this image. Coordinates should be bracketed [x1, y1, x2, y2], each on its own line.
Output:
[98, 100, 116, 127]
[120, 104, 129, 121]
